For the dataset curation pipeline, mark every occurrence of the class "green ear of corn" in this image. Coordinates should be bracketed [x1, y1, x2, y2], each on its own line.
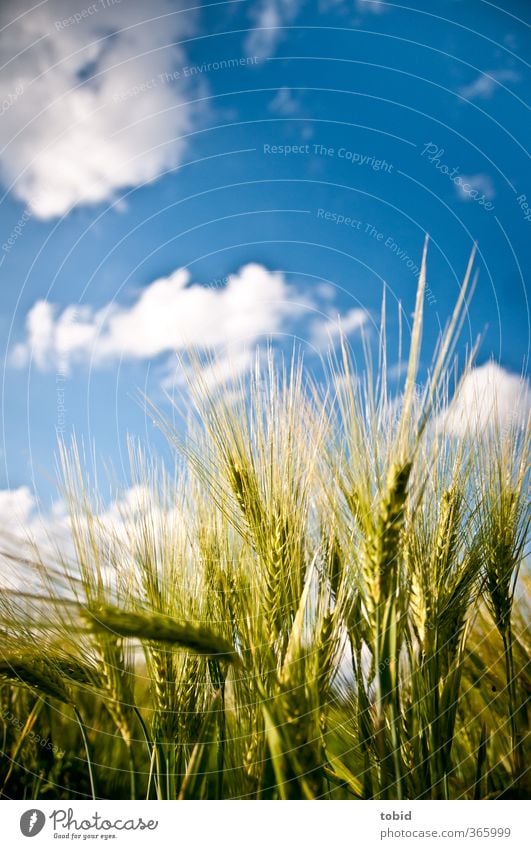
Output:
[0, 656, 72, 705]
[83, 605, 241, 664]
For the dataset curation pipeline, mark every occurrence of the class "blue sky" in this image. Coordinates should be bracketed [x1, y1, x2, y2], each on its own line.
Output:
[0, 0, 529, 520]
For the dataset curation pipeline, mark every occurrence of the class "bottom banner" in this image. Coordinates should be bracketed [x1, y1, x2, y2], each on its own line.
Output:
[1, 800, 525, 849]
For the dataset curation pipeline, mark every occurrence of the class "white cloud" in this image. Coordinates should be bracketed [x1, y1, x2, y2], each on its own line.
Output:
[269, 87, 299, 115]
[0, 483, 183, 587]
[188, 349, 255, 392]
[356, 0, 387, 14]
[0, 0, 198, 219]
[12, 263, 309, 376]
[0, 487, 71, 577]
[96, 484, 181, 542]
[310, 307, 369, 349]
[161, 346, 257, 397]
[458, 69, 520, 101]
[387, 360, 408, 381]
[442, 362, 531, 437]
[455, 173, 495, 202]
[245, 0, 303, 58]
[12, 262, 369, 387]
[0, 487, 72, 551]
[0, 486, 36, 527]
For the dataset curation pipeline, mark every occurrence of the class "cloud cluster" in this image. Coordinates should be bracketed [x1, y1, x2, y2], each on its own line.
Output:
[269, 87, 300, 116]
[455, 173, 495, 202]
[11, 259, 374, 391]
[0, 0, 198, 218]
[442, 362, 531, 437]
[0, 486, 36, 527]
[458, 69, 520, 101]
[12, 263, 311, 374]
[355, 0, 387, 15]
[310, 307, 369, 349]
[0, 482, 180, 585]
[245, 0, 303, 58]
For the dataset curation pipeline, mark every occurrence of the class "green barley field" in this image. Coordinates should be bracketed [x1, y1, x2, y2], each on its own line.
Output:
[1, 248, 529, 800]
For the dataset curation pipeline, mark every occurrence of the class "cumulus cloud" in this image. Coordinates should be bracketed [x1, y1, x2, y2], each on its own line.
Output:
[0, 487, 72, 578]
[442, 362, 531, 437]
[0, 0, 198, 219]
[183, 348, 255, 393]
[0, 483, 183, 587]
[0, 486, 74, 545]
[458, 69, 520, 101]
[310, 307, 369, 349]
[245, 0, 303, 58]
[0, 486, 36, 527]
[11, 263, 309, 378]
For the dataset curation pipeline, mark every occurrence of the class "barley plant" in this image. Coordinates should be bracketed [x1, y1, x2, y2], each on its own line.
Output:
[0, 246, 529, 800]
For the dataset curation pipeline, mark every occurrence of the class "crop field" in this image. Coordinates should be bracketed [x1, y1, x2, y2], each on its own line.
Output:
[0, 250, 529, 800]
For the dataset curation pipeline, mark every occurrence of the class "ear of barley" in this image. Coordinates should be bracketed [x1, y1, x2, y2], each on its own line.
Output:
[0, 655, 72, 705]
[374, 461, 412, 601]
[83, 605, 241, 664]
